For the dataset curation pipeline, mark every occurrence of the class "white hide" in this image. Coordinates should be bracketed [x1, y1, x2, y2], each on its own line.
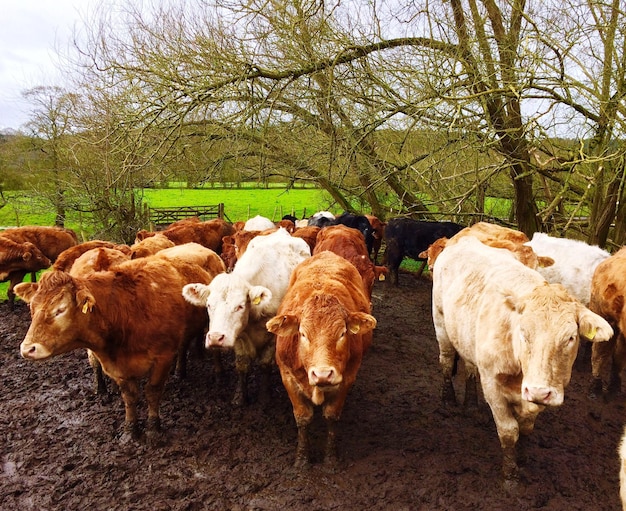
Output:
[183, 228, 311, 348]
[432, 236, 613, 463]
[525, 232, 610, 306]
[243, 215, 276, 231]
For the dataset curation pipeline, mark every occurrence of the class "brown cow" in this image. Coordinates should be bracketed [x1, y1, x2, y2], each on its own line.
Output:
[266, 251, 377, 467]
[0, 226, 78, 305]
[292, 225, 321, 254]
[53, 240, 131, 272]
[313, 225, 387, 300]
[135, 218, 235, 254]
[15, 256, 216, 442]
[129, 233, 175, 259]
[588, 247, 626, 398]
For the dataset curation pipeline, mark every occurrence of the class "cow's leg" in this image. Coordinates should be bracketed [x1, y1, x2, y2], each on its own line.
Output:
[463, 362, 479, 410]
[437, 340, 457, 406]
[323, 417, 339, 469]
[117, 378, 141, 442]
[607, 333, 626, 397]
[322, 390, 349, 468]
[257, 340, 276, 406]
[233, 353, 252, 406]
[295, 421, 311, 469]
[590, 335, 616, 398]
[7, 271, 27, 309]
[482, 377, 520, 485]
[87, 350, 108, 397]
[174, 336, 191, 379]
[144, 358, 175, 439]
[282, 373, 314, 468]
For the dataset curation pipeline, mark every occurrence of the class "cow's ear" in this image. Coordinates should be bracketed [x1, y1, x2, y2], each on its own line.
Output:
[13, 282, 38, 303]
[266, 315, 299, 336]
[538, 256, 554, 268]
[182, 283, 211, 307]
[76, 288, 96, 314]
[249, 286, 272, 308]
[577, 305, 614, 342]
[502, 290, 525, 313]
[347, 312, 377, 334]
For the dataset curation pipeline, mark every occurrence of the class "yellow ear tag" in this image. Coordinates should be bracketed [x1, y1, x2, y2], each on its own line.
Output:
[82, 303, 90, 314]
[349, 324, 360, 334]
[378, 274, 386, 281]
[252, 297, 261, 305]
[585, 327, 597, 340]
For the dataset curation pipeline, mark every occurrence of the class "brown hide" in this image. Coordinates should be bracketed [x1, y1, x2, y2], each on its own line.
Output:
[0, 238, 51, 277]
[292, 226, 320, 253]
[0, 226, 78, 261]
[313, 224, 380, 299]
[154, 243, 227, 276]
[69, 247, 131, 277]
[276, 219, 296, 233]
[16, 257, 214, 438]
[135, 218, 235, 254]
[589, 247, 626, 395]
[266, 251, 376, 466]
[130, 233, 175, 259]
[53, 240, 131, 272]
[0, 226, 78, 305]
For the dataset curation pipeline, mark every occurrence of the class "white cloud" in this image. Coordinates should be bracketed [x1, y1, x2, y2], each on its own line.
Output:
[0, 0, 97, 130]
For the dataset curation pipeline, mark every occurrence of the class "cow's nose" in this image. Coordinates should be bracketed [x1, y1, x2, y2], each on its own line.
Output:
[310, 367, 335, 386]
[523, 386, 553, 404]
[206, 332, 225, 347]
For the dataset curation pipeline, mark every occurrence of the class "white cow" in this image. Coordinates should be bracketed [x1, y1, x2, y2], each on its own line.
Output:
[243, 215, 275, 231]
[183, 228, 311, 405]
[525, 232, 610, 306]
[432, 236, 613, 487]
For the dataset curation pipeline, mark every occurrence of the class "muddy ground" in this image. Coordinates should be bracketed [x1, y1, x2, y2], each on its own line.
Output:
[0, 270, 624, 510]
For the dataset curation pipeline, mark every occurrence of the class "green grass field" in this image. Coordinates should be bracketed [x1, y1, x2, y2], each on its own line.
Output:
[0, 184, 426, 301]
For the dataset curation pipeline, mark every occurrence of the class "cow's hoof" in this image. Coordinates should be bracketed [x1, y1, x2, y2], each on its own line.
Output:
[502, 477, 520, 496]
[294, 455, 310, 470]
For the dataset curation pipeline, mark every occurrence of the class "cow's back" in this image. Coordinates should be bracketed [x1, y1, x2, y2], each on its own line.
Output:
[1, 226, 78, 261]
[433, 236, 542, 363]
[527, 232, 610, 306]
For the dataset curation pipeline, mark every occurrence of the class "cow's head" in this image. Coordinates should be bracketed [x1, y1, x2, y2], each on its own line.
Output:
[505, 282, 612, 406]
[183, 272, 272, 348]
[267, 293, 376, 405]
[16, 271, 96, 360]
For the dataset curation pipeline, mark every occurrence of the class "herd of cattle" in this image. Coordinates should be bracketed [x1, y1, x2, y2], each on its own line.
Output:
[2, 212, 626, 504]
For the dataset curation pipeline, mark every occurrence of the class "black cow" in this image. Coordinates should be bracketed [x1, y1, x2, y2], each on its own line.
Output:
[384, 218, 464, 285]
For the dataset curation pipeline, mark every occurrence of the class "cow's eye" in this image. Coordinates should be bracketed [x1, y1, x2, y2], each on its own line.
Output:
[235, 304, 244, 312]
[54, 306, 66, 317]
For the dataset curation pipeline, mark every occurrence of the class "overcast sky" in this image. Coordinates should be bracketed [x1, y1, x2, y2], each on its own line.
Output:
[0, 0, 98, 131]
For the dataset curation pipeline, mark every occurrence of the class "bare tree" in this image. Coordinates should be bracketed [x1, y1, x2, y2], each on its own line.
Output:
[22, 86, 79, 227]
[64, 0, 626, 244]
